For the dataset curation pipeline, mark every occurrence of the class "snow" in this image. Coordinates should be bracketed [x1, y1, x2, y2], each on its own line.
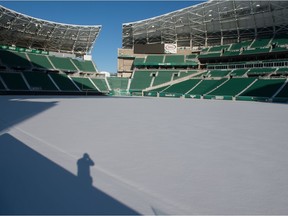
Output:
[1, 96, 288, 215]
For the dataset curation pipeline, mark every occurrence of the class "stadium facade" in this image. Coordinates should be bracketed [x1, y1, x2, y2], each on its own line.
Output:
[118, 0, 288, 75]
[0, 5, 111, 96]
[0, 2, 288, 102]
[117, 0, 288, 102]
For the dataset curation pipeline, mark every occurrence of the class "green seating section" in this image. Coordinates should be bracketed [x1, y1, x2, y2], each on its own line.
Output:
[49, 73, 79, 91]
[107, 77, 129, 90]
[186, 54, 198, 59]
[242, 48, 270, 55]
[0, 50, 31, 69]
[0, 49, 99, 73]
[0, 79, 5, 90]
[240, 79, 285, 97]
[162, 79, 201, 94]
[222, 50, 241, 56]
[145, 55, 164, 64]
[23, 72, 58, 91]
[208, 78, 256, 96]
[275, 82, 288, 98]
[230, 69, 248, 77]
[198, 53, 221, 58]
[276, 68, 288, 75]
[91, 78, 109, 92]
[201, 47, 210, 52]
[209, 45, 230, 52]
[148, 85, 170, 93]
[133, 58, 146, 66]
[0, 72, 29, 90]
[187, 79, 227, 95]
[164, 55, 184, 64]
[271, 47, 288, 52]
[49, 56, 78, 71]
[28, 53, 54, 69]
[208, 70, 231, 77]
[230, 41, 252, 50]
[71, 59, 97, 72]
[153, 71, 175, 86]
[250, 38, 271, 48]
[174, 71, 197, 80]
[247, 68, 275, 75]
[144, 76, 287, 101]
[130, 70, 154, 90]
[71, 77, 98, 91]
[133, 55, 198, 67]
[272, 37, 288, 46]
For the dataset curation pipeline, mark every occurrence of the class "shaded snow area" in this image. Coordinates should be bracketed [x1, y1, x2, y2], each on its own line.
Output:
[1, 96, 288, 215]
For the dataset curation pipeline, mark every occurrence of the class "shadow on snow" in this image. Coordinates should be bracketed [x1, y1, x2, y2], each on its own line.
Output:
[0, 133, 139, 215]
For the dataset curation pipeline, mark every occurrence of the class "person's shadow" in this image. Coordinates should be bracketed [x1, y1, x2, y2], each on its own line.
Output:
[77, 153, 95, 185]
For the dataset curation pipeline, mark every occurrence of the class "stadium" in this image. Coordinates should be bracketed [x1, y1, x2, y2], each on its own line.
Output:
[1, 1, 288, 215]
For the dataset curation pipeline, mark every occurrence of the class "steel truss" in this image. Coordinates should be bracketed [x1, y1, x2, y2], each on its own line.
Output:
[122, 0, 288, 49]
[0, 5, 101, 56]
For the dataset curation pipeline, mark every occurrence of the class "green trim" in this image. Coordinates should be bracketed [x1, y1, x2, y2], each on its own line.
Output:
[0, 44, 49, 55]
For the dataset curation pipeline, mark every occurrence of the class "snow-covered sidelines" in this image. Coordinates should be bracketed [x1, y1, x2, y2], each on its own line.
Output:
[1, 96, 288, 215]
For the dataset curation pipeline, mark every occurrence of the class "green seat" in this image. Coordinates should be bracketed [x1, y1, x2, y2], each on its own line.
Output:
[250, 38, 271, 48]
[91, 78, 109, 92]
[145, 55, 164, 65]
[276, 68, 288, 75]
[272, 35, 288, 46]
[187, 79, 227, 95]
[229, 41, 252, 51]
[71, 59, 97, 72]
[133, 58, 146, 66]
[164, 55, 185, 64]
[153, 71, 176, 86]
[130, 70, 154, 90]
[174, 71, 197, 80]
[275, 82, 288, 98]
[186, 54, 198, 59]
[0, 79, 6, 90]
[71, 77, 98, 91]
[222, 51, 240, 56]
[28, 53, 54, 69]
[240, 79, 285, 97]
[23, 72, 58, 91]
[209, 45, 230, 52]
[230, 69, 248, 77]
[0, 50, 31, 69]
[271, 47, 288, 52]
[241, 48, 270, 55]
[198, 53, 221, 58]
[107, 77, 129, 90]
[49, 56, 78, 71]
[0, 72, 29, 90]
[49, 73, 79, 91]
[163, 79, 202, 94]
[208, 70, 231, 77]
[208, 78, 256, 96]
[247, 68, 275, 75]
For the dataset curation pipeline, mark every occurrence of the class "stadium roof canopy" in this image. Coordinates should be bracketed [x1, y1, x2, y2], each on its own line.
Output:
[122, 0, 288, 49]
[0, 5, 101, 55]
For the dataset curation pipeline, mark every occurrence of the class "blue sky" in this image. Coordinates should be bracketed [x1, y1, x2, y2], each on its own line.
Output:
[0, 1, 203, 73]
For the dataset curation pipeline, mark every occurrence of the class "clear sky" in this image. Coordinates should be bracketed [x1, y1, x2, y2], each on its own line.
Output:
[0, 1, 203, 74]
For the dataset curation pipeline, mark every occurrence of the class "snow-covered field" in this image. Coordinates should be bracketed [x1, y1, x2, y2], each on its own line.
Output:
[1, 96, 288, 215]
